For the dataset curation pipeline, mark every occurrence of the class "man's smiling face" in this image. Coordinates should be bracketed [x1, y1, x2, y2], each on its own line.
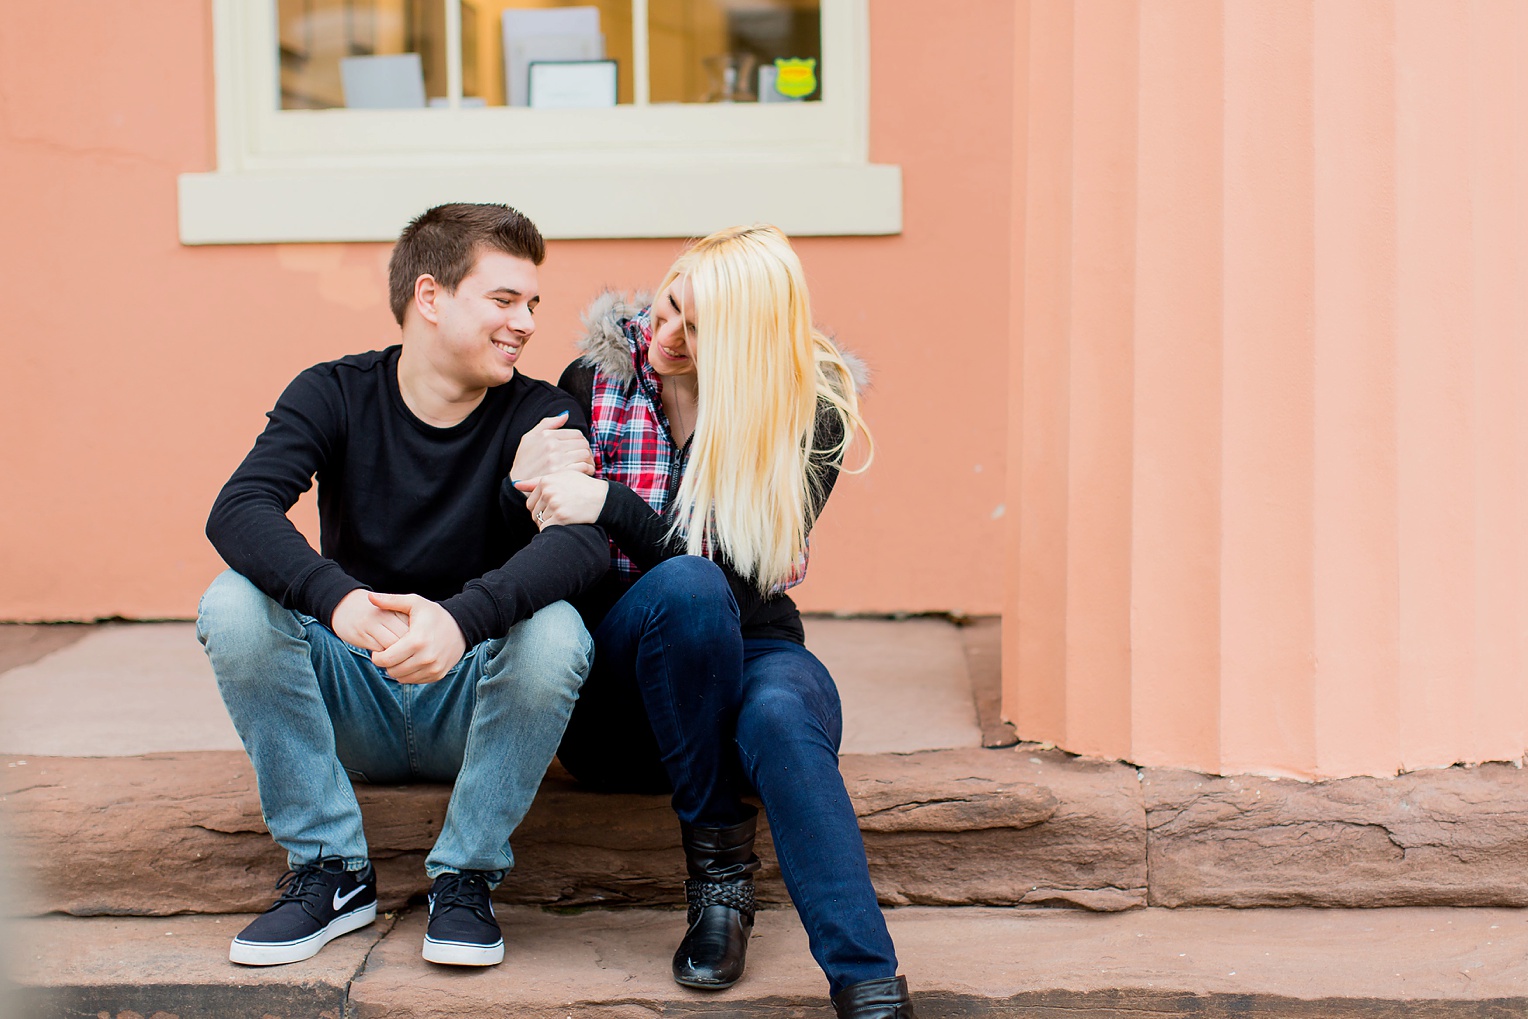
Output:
[429, 248, 541, 390]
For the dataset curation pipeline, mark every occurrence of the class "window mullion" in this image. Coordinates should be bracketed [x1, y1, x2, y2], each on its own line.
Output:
[445, 0, 463, 107]
[631, 0, 649, 106]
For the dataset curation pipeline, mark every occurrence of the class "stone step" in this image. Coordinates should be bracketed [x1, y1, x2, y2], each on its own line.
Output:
[8, 740, 1528, 917]
[0, 746, 1144, 917]
[6, 620, 1528, 918]
[10, 905, 1528, 1018]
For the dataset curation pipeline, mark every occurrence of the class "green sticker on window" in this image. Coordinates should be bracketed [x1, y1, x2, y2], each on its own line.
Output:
[773, 58, 817, 99]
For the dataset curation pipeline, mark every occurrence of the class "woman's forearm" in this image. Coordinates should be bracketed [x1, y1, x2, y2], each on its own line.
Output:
[596, 481, 684, 571]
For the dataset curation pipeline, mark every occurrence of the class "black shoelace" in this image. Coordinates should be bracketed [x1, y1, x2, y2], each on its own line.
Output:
[431, 872, 496, 923]
[269, 863, 342, 920]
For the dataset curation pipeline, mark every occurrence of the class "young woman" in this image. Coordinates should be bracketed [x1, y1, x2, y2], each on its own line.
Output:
[513, 225, 917, 1018]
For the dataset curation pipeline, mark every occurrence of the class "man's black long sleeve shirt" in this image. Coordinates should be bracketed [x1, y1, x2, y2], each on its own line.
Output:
[206, 346, 609, 646]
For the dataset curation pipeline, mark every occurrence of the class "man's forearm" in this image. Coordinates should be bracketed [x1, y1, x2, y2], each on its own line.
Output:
[439, 523, 610, 645]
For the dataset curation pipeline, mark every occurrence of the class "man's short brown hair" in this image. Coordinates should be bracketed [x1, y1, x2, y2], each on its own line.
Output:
[388, 203, 546, 325]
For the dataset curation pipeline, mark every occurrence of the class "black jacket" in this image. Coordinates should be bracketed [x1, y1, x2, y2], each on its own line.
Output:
[560, 293, 867, 643]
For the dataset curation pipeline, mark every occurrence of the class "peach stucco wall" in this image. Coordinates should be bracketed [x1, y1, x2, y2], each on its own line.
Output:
[0, 2, 1012, 621]
[1004, 0, 1528, 779]
[11, 1, 1524, 782]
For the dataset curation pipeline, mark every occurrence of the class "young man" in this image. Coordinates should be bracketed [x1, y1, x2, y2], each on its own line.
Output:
[197, 203, 607, 968]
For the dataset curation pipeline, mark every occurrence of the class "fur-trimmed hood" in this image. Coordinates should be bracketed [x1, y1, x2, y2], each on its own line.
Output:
[575, 290, 870, 392]
[575, 290, 650, 382]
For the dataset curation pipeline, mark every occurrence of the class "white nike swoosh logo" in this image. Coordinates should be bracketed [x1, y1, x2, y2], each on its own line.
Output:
[333, 885, 365, 911]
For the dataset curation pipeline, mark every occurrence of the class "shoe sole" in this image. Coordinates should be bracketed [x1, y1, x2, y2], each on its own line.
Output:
[229, 903, 377, 966]
[422, 935, 505, 966]
[673, 972, 743, 990]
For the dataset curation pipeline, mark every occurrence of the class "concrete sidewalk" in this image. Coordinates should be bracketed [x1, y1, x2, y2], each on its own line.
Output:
[12, 904, 1528, 1018]
[0, 616, 996, 758]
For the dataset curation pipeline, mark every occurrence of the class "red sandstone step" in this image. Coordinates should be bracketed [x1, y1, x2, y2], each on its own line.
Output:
[8, 743, 1528, 917]
[11, 905, 1528, 1019]
[0, 746, 1145, 917]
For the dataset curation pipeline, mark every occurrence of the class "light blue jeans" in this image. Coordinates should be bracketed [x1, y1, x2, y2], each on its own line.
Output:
[196, 570, 591, 884]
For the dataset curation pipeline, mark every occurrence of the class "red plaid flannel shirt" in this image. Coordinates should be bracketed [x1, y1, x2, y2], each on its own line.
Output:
[589, 307, 809, 593]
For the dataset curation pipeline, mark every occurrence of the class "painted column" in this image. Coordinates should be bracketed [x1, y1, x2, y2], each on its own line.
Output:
[1004, 0, 1528, 779]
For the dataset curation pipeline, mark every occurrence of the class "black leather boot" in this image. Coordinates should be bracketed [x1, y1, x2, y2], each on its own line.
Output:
[671, 811, 759, 989]
[832, 975, 918, 1018]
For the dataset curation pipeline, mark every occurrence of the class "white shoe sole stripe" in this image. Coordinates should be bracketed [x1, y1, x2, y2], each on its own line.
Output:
[422, 935, 505, 966]
[229, 902, 377, 966]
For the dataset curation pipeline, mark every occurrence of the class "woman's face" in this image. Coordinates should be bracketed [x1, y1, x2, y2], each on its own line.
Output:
[648, 275, 698, 378]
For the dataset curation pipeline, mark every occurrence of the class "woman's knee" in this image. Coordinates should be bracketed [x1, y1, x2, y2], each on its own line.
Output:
[641, 556, 734, 608]
[629, 557, 740, 642]
[737, 658, 842, 754]
[739, 685, 814, 743]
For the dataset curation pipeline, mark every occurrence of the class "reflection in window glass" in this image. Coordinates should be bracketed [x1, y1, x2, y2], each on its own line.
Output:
[474, 1, 634, 106]
[649, 0, 820, 105]
[278, 0, 452, 109]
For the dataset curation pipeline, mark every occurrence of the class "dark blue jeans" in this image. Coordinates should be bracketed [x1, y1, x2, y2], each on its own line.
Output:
[558, 556, 899, 995]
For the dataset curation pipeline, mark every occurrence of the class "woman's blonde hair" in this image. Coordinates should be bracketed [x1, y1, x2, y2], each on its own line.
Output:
[663, 224, 872, 593]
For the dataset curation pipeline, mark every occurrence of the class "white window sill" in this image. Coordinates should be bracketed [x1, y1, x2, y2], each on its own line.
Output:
[177, 163, 902, 244]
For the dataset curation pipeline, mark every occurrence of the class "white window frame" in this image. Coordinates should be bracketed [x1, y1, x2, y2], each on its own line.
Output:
[178, 0, 901, 243]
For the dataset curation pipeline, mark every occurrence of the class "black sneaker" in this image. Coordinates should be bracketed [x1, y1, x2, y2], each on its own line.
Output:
[422, 871, 504, 966]
[229, 860, 377, 966]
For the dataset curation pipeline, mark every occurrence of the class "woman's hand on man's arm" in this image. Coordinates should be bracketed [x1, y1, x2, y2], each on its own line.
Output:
[516, 471, 609, 529]
[510, 410, 596, 482]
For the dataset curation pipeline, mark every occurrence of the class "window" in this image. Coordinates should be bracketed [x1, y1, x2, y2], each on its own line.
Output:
[178, 0, 900, 243]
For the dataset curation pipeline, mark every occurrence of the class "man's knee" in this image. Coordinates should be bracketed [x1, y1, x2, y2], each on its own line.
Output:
[196, 570, 298, 666]
[487, 601, 593, 700]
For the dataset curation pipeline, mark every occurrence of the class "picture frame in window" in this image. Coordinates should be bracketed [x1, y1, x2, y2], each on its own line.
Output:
[527, 59, 619, 110]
